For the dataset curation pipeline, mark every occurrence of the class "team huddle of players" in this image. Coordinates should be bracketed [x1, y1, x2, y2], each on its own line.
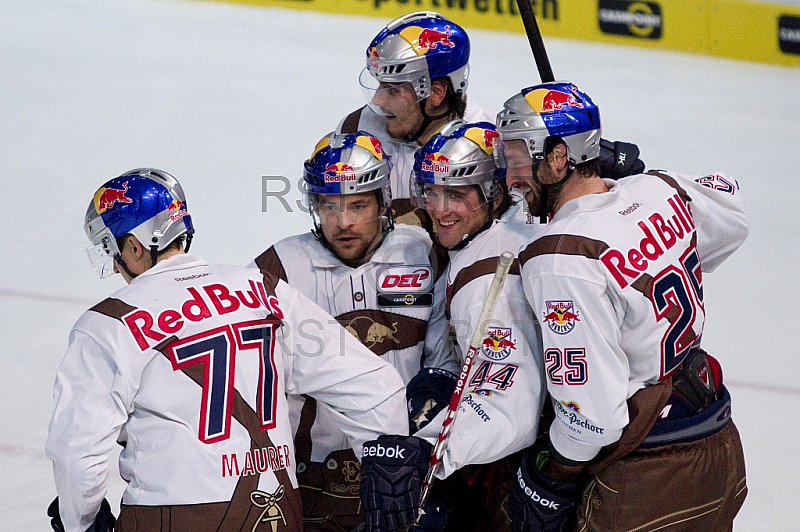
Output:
[45, 11, 749, 532]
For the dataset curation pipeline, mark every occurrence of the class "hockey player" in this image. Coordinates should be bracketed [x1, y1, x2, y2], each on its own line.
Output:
[46, 168, 407, 532]
[356, 120, 548, 532]
[337, 11, 492, 227]
[496, 82, 749, 531]
[252, 132, 459, 531]
[339, 11, 646, 231]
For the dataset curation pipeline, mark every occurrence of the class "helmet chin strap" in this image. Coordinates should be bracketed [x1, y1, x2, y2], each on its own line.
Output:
[404, 98, 452, 143]
[449, 195, 495, 251]
[113, 253, 139, 280]
[529, 158, 573, 224]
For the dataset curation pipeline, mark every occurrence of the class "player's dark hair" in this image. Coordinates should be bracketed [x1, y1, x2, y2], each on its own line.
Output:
[439, 78, 467, 118]
[575, 159, 600, 178]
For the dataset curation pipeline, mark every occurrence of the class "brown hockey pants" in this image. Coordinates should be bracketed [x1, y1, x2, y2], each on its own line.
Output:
[574, 420, 747, 532]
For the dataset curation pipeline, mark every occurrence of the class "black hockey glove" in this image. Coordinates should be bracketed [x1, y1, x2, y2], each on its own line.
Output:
[509, 452, 582, 532]
[48, 497, 116, 532]
[360, 435, 432, 532]
[407, 368, 457, 434]
[597, 138, 645, 179]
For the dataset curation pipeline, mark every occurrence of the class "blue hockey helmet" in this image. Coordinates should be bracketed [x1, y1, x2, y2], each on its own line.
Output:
[303, 131, 393, 230]
[412, 119, 501, 209]
[360, 11, 470, 101]
[495, 81, 601, 167]
[84, 168, 194, 278]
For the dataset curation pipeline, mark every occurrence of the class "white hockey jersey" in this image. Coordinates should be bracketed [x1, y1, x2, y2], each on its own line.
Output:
[416, 199, 547, 479]
[254, 226, 459, 462]
[336, 96, 492, 222]
[46, 254, 406, 532]
[519, 171, 749, 463]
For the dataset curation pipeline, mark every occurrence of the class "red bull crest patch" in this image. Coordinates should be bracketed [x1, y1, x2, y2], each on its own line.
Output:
[480, 327, 517, 361]
[542, 301, 581, 335]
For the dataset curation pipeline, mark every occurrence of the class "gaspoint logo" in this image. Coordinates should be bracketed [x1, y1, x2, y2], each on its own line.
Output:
[598, 1, 663, 39]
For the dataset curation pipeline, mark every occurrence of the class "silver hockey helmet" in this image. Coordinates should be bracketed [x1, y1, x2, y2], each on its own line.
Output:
[360, 11, 470, 102]
[411, 119, 500, 209]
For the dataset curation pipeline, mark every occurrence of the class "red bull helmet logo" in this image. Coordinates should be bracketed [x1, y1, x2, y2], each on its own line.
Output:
[367, 46, 381, 70]
[398, 25, 455, 55]
[462, 127, 498, 155]
[168, 199, 187, 222]
[542, 300, 581, 335]
[324, 163, 357, 183]
[480, 327, 517, 361]
[355, 134, 383, 160]
[420, 152, 449, 174]
[93, 180, 132, 214]
[524, 88, 585, 114]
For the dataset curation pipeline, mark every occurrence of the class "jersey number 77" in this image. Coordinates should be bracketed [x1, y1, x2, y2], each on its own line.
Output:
[166, 319, 279, 443]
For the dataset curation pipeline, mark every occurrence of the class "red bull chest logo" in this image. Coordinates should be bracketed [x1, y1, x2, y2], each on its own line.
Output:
[480, 327, 517, 361]
[420, 152, 449, 174]
[398, 25, 455, 55]
[524, 88, 585, 114]
[93, 180, 132, 214]
[542, 301, 580, 335]
[324, 163, 357, 183]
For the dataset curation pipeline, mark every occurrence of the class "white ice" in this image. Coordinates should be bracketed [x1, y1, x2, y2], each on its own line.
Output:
[1, 0, 798, 529]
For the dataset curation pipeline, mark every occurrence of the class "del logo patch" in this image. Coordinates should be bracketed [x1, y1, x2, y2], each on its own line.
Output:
[377, 265, 433, 307]
[480, 327, 517, 361]
[542, 301, 580, 335]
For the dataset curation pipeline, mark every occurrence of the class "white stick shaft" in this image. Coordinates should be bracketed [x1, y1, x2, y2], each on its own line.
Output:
[418, 251, 515, 509]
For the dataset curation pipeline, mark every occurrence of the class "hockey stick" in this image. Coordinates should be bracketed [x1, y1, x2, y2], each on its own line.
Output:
[515, 0, 555, 82]
[414, 251, 516, 522]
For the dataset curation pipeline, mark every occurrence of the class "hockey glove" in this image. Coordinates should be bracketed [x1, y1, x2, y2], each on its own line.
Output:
[597, 139, 645, 179]
[47, 497, 116, 532]
[509, 452, 582, 532]
[407, 368, 457, 434]
[360, 435, 432, 532]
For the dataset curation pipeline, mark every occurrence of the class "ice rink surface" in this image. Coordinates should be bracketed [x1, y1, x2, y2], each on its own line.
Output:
[2, 0, 799, 529]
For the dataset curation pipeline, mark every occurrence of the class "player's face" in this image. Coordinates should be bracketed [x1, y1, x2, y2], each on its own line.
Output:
[503, 140, 536, 205]
[370, 82, 425, 139]
[423, 184, 490, 249]
[317, 192, 383, 263]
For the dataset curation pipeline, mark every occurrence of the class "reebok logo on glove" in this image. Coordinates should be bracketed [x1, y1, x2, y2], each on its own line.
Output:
[363, 443, 406, 459]
[517, 469, 560, 510]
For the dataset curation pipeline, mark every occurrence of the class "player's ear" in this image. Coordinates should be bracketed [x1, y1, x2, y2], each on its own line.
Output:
[427, 79, 448, 108]
[550, 143, 569, 171]
[123, 235, 146, 259]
